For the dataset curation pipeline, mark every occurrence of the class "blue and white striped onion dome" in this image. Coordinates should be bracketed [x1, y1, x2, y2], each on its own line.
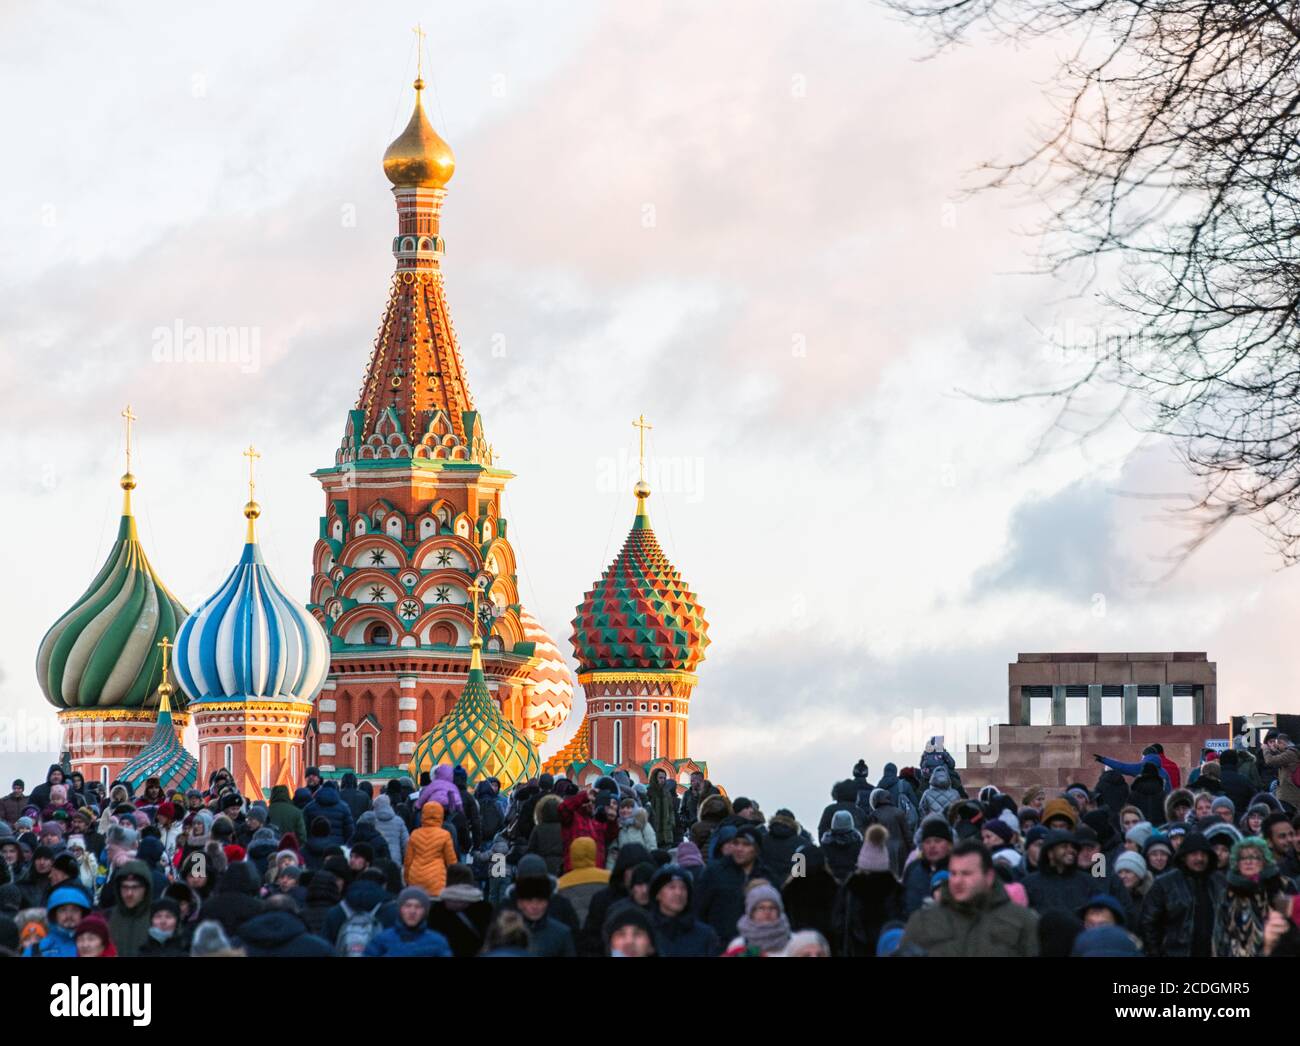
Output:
[175, 540, 329, 704]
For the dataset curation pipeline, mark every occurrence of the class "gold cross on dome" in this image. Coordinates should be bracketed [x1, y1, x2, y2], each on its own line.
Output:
[243, 444, 260, 501]
[412, 23, 427, 80]
[157, 636, 173, 684]
[121, 404, 137, 472]
[469, 578, 483, 640]
[633, 413, 653, 482]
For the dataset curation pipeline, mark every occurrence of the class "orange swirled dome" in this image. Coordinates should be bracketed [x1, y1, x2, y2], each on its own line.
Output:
[383, 78, 455, 189]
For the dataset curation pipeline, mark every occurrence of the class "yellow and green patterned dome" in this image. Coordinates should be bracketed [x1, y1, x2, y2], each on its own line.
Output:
[409, 637, 539, 789]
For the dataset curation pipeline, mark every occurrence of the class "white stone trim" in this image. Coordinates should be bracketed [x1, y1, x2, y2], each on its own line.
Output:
[398, 741, 415, 755]
[398, 719, 418, 733]
[318, 699, 337, 713]
[398, 697, 418, 711]
[319, 743, 337, 756]
[319, 722, 337, 734]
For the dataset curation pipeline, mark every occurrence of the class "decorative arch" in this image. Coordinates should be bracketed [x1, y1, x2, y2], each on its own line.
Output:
[411, 533, 480, 572]
[335, 605, 405, 646]
[340, 535, 409, 570]
[337, 568, 402, 604]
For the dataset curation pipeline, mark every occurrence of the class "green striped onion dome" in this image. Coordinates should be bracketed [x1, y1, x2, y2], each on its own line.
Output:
[571, 485, 708, 674]
[410, 648, 540, 789]
[36, 511, 189, 711]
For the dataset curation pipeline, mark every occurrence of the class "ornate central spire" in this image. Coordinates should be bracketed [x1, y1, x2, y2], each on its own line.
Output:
[342, 63, 485, 460]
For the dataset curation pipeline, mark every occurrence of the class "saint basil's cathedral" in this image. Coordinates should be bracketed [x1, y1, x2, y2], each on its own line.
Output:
[34, 65, 712, 799]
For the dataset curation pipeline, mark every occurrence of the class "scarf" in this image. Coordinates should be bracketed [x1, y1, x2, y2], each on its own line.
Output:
[736, 913, 791, 955]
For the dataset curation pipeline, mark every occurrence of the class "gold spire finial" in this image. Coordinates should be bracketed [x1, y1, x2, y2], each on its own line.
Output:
[633, 414, 653, 514]
[120, 404, 138, 512]
[243, 444, 261, 541]
[156, 635, 174, 714]
[469, 578, 484, 671]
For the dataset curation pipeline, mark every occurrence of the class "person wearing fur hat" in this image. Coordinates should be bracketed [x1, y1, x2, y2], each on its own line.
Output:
[903, 817, 952, 915]
[647, 864, 720, 956]
[1138, 830, 1225, 957]
[830, 825, 904, 956]
[900, 840, 1039, 956]
[1142, 834, 1173, 875]
[1212, 836, 1289, 957]
[820, 809, 864, 884]
[779, 843, 839, 947]
[1239, 802, 1270, 839]
[723, 883, 791, 956]
[511, 861, 575, 957]
[1204, 822, 1243, 872]
[818, 779, 867, 838]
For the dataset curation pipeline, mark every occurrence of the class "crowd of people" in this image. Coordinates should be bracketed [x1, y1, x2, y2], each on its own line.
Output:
[2, 730, 1299, 958]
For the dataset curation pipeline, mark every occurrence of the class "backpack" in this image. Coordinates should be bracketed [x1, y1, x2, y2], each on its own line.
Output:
[334, 900, 383, 957]
[896, 790, 919, 835]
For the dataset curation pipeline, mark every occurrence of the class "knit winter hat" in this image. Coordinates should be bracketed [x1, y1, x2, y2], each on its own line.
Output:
[743, 883, 784, 918]
[672, 841, 704, 869]
[1125, 822, 1154, 849]
[602, 902, 655, 948]
[1211, 796, 1236, 816]
[857, 824, 892, 873]
[982, 819, 1013, 844]
[189, 920, 234, 956]
[1113, 851, 1149, 881]
[830, 810, 856, 832]
[1041, 798, 1079, 829]
[919, 817, 953, 844]
[397, 886, 432, 914]
[75, 914, 114, 952]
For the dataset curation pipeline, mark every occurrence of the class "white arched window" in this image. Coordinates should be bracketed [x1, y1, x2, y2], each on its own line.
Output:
[224, 744, 234, 773]
[291, 746, 298, 783]
[261, 744, 271, 789]
[649, 720, 660, 761]
[613, 720, 623, 765]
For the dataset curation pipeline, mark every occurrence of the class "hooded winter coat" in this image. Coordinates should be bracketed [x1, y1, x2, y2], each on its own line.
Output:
[348, 811, 393, 864]
[526, 794, 566, 876]
[834, 866, 905, 957]
[371, 795, 410, 866]
[557, 836, 612, 927]
[239, 910, 334, 957]
[820, 823, 864, 884]
[760, 813, 809, 880]
[900, 880, 1039, 956]
[416, 764, 463, 816]
[607, 807, 657, 869]
[302, 783, 354, 848]
[694, 853, 773, 942]
[648, 869, 722, 957]
[818, 780, 868, 837]
[919, 768, 961, 820]
[105, 859, 154, 958]
[475, 780, 504, 842]
[1128, 764, 1168, 825]
[405, 801, 458, 896]
[1138, 833, 1228, 957]
[338, 772, 371, 822]
[647, 773, 678, 846]
[321, 877, 398, 945]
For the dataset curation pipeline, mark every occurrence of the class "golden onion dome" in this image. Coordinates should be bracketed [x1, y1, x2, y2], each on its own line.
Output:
[383, 78, 455, 189]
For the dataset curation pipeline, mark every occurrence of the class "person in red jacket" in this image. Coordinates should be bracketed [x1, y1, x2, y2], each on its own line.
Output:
[1151, 744, 1181, 790]
[559, 787, 620, 871]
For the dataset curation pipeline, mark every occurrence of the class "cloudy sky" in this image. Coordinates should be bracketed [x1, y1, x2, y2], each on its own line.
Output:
[4, 2, 1296, 828]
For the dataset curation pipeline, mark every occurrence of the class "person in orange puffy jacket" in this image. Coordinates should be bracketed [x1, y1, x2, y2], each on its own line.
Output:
[404, 801, 458, 896]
